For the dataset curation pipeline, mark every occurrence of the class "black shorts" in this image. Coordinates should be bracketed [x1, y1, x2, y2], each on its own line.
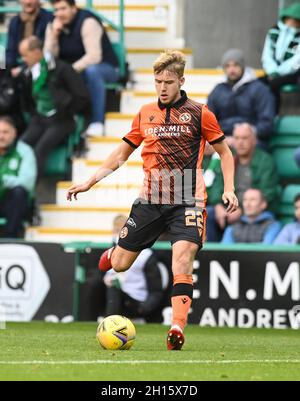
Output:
[118, 198, 206, 252]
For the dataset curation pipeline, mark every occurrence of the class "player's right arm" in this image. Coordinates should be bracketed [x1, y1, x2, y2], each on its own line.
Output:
[67, 141, 135, 201]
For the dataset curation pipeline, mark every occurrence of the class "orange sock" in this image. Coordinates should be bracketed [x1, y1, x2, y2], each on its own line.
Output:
[171, 274, 193, 331]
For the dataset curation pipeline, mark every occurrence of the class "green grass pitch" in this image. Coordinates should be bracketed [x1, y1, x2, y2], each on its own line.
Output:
[0, 322, 300, 381]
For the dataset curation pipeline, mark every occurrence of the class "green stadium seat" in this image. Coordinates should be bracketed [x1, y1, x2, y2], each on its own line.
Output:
[45, 145, 70, 177]
[281, 84, 300, 94]
[44, 115, 85, 177]
[273, 116, 300, 136]
[272, 148, 300, 179]
[278, 184, 300, 222]
[281, 184, 300, 204]
[271, 135, 299, 147]
[271, 116, 300, 147]
[271, 116, 300, 179]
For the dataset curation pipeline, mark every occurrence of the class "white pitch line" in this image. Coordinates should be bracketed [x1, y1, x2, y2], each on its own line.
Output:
[0, 360, 300, 365]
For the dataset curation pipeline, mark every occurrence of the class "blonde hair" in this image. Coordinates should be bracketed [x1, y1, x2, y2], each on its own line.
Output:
[153, 50, 186, 78]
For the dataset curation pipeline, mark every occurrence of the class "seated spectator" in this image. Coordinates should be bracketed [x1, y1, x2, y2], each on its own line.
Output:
[222, 188, 281, 244]
[44, 0, 120, 136]
[261, 2, 300, 107]
[6, 0, 53, 74]
[0, 116, 37, 238]
[206, 123, 280, 241]
[18, 36, 90, 177]
[274, 194, 300, 245]
[0, 68, 26, 136]
[102, 214, 167, 322]
[207, 48, 275, 149]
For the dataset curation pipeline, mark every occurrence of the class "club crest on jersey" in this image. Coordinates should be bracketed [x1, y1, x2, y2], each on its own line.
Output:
[119, 227, 128, 239]
[179, 113, 191, 123]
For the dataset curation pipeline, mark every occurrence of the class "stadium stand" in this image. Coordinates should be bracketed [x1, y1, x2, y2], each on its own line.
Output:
[19, 0, 202, 242]
[0, 0, 299, 244]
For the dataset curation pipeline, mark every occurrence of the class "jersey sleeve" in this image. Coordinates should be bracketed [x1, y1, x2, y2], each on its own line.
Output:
[122, 112, 144, 148]
[201, 105, 225, 144]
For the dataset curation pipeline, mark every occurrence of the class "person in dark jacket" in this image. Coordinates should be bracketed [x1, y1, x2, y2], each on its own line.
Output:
[222, 188, 281, 244]
[6, 0, 53, 73]
[44, 0, 120, 136]
[207, 49, 276, 149]
[0, 69, 26, 136]
[18, 35, 90, 177]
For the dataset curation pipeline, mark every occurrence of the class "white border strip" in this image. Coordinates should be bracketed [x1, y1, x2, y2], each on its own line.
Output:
[1, 359, 300, 365]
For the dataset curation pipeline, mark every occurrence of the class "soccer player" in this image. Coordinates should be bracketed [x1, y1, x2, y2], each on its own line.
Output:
[67, 50, 238, 350]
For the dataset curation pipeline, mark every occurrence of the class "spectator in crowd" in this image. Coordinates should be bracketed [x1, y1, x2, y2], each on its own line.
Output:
[274, 194, 300, 245]
[207, 48, 276, 149]
[0, 67, 26, 136]
[18, 36, 90, 177]
[102, 214, 168, 322]
[6, 0, 53, 74]
[0, 116, 37, 238]
[44, 0, 120, 136]
[261, 2, 300, 107]
[206, 123, 279, 241]
[222, 188, 281, 244]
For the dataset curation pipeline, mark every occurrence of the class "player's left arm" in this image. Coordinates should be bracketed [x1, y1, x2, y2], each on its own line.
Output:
[201, 105, 238, 214]
[212, 140, 239, 214]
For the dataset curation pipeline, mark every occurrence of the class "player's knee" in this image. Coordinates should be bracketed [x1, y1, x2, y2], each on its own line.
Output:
[111, 254, 132, 272]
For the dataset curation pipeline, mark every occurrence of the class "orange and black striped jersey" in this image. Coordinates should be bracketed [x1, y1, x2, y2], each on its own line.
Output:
[123, 91, 225, 206]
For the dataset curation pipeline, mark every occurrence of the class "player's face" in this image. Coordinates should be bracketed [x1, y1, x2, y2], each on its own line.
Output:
[54, 1, 77, 25]
[224, 61, 243, 82]
[154, 70, 185, 105]
[20, 0, 40, 14]
[0, 121, 17, 152]
[295, 200, 300, 222]
[242, 189, 266, 218]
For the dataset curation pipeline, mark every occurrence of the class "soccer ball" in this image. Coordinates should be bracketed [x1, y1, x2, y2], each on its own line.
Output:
[96, 315, 136, 350]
